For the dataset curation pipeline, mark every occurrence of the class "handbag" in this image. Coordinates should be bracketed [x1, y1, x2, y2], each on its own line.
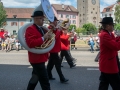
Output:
[87, 41, 90, 45]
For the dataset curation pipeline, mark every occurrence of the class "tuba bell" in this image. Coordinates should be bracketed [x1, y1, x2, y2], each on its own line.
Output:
[18, 0, 55, 54]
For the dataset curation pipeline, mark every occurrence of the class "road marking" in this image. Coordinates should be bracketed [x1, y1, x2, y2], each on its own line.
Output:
[87, 68, 99, 70]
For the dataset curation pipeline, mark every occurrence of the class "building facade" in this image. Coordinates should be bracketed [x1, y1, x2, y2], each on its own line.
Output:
[77, 0, 100, 27]
[101, 2, 120, 23]
[52, 4, 79, 27]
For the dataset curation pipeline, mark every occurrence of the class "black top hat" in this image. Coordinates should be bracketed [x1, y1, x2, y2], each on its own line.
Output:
[31, 11, 44, 17]
[100, 17, 114, 24]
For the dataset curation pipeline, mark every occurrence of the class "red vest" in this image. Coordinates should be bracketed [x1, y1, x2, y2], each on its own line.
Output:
[60, 33, 70, 50]
[25, 24, 49, 63]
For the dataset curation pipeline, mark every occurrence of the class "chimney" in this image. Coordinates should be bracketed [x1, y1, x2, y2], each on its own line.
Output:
[62, 4, 64, 9]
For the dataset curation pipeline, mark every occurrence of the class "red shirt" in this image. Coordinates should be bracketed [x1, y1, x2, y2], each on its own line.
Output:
[25, 24, 49, 63]
[60, 33, 70, 50]
[48, 26, 62, 53]
[0, 31, 5, 39]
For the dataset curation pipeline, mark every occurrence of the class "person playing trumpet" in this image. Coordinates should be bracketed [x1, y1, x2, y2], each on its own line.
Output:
[25, 11, 51, 90]
[60, 26, 76, 68]
[47, 17, 69, 83]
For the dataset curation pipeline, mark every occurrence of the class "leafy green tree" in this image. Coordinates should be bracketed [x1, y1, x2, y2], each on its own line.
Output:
[117, 0, 120, 2]
[76, 27, 86, 35]
[115, 24, 120, 30]
[114, 5, 120, 23]
[69, 24, 76, 31]
[82, 23, 97, 35]
[0, 2, 7, 28]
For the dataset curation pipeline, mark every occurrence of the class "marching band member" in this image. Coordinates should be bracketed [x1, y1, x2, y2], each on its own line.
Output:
[47, 17, 69, 83]
[98, 17, 120, 90]
[60, 28, 76, 68]
[25, 11, 51, 90]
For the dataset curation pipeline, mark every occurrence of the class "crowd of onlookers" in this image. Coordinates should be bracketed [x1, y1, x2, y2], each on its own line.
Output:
[0, 28, 23, 52]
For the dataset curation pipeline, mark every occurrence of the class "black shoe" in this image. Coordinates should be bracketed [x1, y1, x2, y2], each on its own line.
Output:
[70, 64, 76, 68]
[49, 77, 56, 80]
[60, 79, 69, 83]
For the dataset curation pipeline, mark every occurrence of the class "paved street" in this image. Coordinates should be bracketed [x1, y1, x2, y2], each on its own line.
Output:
[0, 50, 112, 90]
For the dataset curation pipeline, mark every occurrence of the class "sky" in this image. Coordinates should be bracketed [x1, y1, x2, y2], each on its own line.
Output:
[1, 0, 118, 12]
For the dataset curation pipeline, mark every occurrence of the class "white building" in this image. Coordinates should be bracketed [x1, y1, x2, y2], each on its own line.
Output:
[101, 2, 120, 22]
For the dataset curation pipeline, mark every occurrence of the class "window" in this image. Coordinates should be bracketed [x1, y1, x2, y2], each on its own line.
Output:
[109, 14, 111, 17]
[11, 22, 17, 26]
[70, 20, 71, 24]
[93, 17, 96, 20]
[106, 8, 110, 12]
[59, 14, 63, 18]
[20, 22, 24, 26]
[73, 20, 76, 24]
[72, 15, 76, 19]
[69, 15, 71, 19]
[66, 15, 69, 18]
[13, 30, 17, 35]
[91, 11, 93, 14]
[93, 8, 95, 10]
[96, 12, 97, 14]
[105, 14, 107, 17]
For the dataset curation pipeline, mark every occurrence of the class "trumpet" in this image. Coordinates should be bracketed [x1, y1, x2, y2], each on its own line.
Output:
[35, 26, 55, 49]
[56, 18, 70, 30]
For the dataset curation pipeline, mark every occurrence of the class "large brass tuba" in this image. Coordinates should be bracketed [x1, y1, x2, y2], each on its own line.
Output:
[18, 0, 55, 54]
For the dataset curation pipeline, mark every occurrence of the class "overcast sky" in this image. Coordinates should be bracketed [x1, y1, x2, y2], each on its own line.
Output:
[1, 0, 117, 12]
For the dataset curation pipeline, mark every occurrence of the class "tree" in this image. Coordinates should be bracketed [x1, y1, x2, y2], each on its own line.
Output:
[115, 24, 120, 30]
[69, 24, 76, 31]
[0, 2, 7, 28]
[117, 0, 120, 2]
[76, 27, 86, 35]
[82, 23, 97, 35]
[114, 4, 120, 23]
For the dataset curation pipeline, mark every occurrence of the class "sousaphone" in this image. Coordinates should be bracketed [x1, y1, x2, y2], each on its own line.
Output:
[18, 0, 55, 54]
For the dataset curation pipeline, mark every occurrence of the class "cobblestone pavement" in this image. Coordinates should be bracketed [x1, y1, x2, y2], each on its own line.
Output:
[0, 50, 113, 90]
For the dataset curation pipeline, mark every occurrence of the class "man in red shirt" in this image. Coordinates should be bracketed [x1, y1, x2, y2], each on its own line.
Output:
[47, 17, 69, 83]
[25, 11, 51, 90]
[98, 17, 120, 90]
[60, 29, 76, 68]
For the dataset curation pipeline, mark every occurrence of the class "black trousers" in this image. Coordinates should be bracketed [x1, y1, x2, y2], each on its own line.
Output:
[27, 63, 50, 90]
[98, 72, 120, 90]
[60, 50, 74, 67]
[47, 53, 65, 81]
[94, 51, 100, 62]
[71, 39, 75, 49]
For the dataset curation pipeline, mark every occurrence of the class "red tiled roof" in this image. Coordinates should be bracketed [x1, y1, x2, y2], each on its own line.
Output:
[5, 4, 78, 19]
[102, 2, 120, 13]
[5, 8, 34, 18]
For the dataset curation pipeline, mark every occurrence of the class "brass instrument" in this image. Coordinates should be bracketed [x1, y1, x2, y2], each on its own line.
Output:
[36, 28, 55, 49]
[60, 18, 70, 29]
[18, 0, 55, 54]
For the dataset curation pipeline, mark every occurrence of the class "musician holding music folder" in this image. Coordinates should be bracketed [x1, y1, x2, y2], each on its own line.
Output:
[47, 16, 69, 83]
[25, 11, 51, 90]
[98, 17, 120, 90]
